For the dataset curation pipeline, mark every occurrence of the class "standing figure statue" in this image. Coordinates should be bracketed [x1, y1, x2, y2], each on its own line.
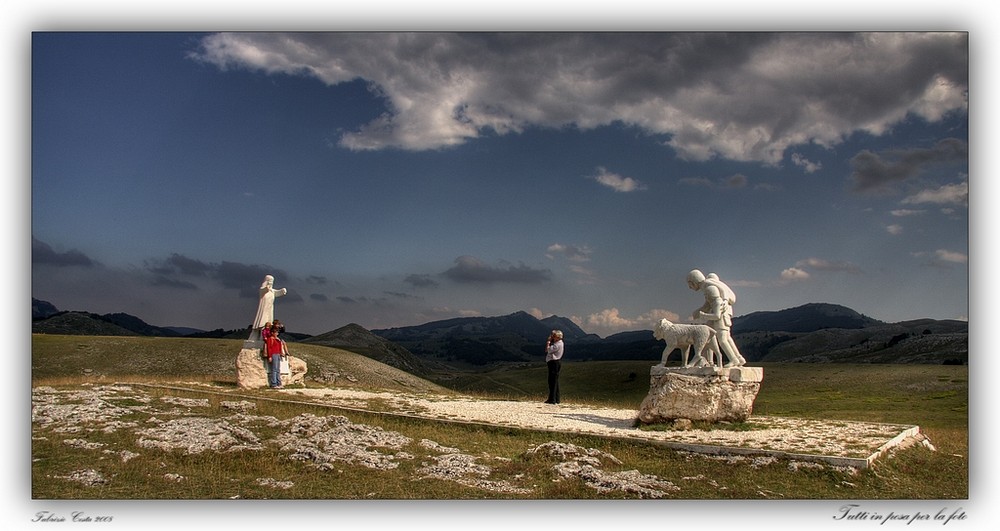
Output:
[687, 269, 746, 367]
[249, 275, 287, 340]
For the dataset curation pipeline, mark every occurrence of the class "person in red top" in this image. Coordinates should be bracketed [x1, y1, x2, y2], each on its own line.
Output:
[262, 322, 285, 388]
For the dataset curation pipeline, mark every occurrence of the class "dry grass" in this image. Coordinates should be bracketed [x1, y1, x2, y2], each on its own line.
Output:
[30, 335, 968, 500]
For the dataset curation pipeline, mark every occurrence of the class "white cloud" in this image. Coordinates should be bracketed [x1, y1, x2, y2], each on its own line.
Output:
[580, 307, 680, 336]
[901, 181, 969, 208]
[780, 267, 810, 281]
[191, 33, 967, 164]
[791, 153, 822, 173]
[794, 257, 862, 274]
[886, 224, 904, 235]
[590, 167, 646, 193]
[911, 249, 968, 268]
[571, 266, 600, 285]
[546, 243, 593, 262]
[583, 308, 632, 330]
[934, 249, 968, 264]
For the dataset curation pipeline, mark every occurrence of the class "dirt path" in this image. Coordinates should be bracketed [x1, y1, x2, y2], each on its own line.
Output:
[279, 387, 924, 468]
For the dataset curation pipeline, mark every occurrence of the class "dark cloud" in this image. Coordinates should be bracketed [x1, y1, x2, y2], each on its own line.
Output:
[32, 237, 93, 267]
[404, 273, 439, 288]
[166, 254, 214, 276]
[384, 291, 421, 300]
[281, 289, 304, 304]
[849, 138, 968, 194]
[149, 276, 199, 290]
[677, 177, 715, 188]
[337, 296, 357, 304]
[442, 255, 552, 284]
[677, 174, 748, 189]
[723, 173, 748, 189]
[142, 254, 288, 298]
[216, 261, 286, 297]
[306, 275, 328, 284]
[310, 293, 329, 302]
[146, 253, 213, 276]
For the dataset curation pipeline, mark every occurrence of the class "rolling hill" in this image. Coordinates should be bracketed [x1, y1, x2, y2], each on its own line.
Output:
[302, 323, 440, 376]
[31, 298, 967, 367]
[371, 305, 967, 366]
[731, 302, 883, 333]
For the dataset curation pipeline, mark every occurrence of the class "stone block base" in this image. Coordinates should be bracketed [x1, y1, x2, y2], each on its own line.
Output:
[638, 366, 763, 424]
[235, 348, 308, 389]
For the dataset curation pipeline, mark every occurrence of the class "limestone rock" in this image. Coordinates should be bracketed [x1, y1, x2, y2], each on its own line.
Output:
[284, 356, 307, 386]
[637, 366, 763, 424]
[235, 348, 308, 389]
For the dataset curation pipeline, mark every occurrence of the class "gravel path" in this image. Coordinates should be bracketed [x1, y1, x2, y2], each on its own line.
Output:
[282, 388, 923, 468]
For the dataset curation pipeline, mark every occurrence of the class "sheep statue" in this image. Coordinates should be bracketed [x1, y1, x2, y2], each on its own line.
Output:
[652, 318, 723, 368]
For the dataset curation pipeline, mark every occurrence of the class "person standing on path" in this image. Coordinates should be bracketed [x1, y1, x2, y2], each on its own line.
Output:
[544, 330, 564, 404]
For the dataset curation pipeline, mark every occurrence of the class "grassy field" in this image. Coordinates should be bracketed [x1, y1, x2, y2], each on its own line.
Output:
[30, 334, 969, 500]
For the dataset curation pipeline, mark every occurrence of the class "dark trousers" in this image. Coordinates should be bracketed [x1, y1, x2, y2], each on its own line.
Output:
[546, 359, 561, 403]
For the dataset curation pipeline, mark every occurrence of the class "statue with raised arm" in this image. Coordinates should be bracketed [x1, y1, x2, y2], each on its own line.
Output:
[687, 269, 746, 367]
[249, 275, 287, 339]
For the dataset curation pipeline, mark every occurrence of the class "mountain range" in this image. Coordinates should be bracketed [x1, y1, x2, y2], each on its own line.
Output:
[31, 298, 967, 368]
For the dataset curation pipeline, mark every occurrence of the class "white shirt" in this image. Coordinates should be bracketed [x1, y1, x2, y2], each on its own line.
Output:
[546, 339, 564, 362]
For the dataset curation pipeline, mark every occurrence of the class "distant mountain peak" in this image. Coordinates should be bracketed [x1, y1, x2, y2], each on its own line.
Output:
[32, 298, 60, 320]
[733, 302, 883, 333]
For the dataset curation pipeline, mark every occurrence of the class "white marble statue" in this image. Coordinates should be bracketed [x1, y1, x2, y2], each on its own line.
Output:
[653, 318, 722, 368]
[250, 274, 287, 335]
[687, 269, 746, 367]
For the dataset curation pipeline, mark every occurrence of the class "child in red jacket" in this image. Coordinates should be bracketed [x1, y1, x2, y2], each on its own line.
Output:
[262, 323, 284, 388]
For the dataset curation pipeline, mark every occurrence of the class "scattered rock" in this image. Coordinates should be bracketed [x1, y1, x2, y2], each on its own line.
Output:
[135, 417, 263, 454]
[55, 469, 108, 486]
[161, 396, 210, 408]
[255, 477, 294, 489]
[63, 438, 105, 450]
[528, 441, 678, 498]
[221, 400, 257, 412]
[273, 413, 412, 471]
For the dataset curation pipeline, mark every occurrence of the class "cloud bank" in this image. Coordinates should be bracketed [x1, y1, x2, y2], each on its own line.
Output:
[190, 32, 968, 164]
[442, 255, 552, 284]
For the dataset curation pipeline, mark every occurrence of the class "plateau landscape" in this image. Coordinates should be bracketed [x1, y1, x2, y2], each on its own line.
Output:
[24, 22, 981, 529]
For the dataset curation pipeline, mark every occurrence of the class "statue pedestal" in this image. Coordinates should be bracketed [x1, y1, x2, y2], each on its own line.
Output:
[637, 366, 763, 424]
[234, 347, 308, 389]
[243, 339, 263, 350]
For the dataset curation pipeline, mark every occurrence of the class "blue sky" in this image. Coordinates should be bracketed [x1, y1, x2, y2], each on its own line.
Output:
[29, 31, 971, 336]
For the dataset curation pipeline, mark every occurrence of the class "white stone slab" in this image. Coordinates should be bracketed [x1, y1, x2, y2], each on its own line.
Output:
[728, 366, 764, 382]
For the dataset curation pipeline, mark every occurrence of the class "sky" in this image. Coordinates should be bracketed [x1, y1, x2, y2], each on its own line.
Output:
[28, 30, 972, 337]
